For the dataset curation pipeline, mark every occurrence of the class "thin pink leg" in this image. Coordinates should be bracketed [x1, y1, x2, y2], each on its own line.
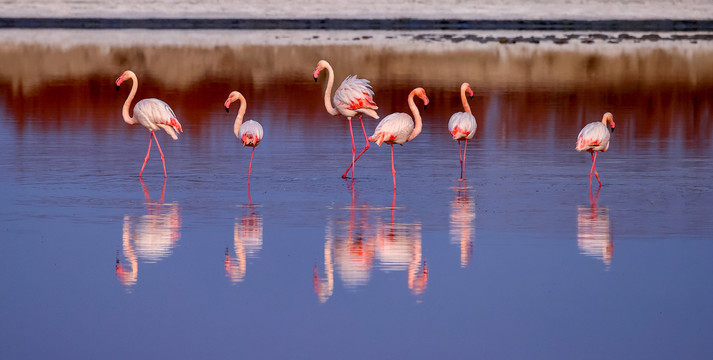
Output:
[592, 151, 601, 186]
[457, 140, 463, 179]
[342, 115, 370, 179]
[589, 152, 595, 187]
[347, 118, 356, 179]
[462, 139, 468, 179]
[391, 144, 396, 190]
[152, 131, 167, 178]
[248, 146, 255, 185]
[159, 177, 166, 202]
[140, 177, 150, 201]
[139, 132, 153, 178]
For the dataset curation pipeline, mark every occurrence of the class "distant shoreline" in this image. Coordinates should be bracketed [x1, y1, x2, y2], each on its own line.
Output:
[1, 18, 712, 31]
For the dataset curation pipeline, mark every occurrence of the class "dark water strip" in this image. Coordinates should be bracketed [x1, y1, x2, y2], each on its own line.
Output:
[1, 18, 712, 31]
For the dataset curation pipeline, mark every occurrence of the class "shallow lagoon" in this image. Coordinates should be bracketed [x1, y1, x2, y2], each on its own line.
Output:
[0, 29, 712, 359]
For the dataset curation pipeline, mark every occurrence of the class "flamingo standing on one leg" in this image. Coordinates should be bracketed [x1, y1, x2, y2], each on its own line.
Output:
[448, 82, 477, 179]
[313, 60, 379, 179]
[224, 91, 264, 186]
[576, 112, 616, 187]
[116, 70, 183, 178]
[368, 88, 429, 189]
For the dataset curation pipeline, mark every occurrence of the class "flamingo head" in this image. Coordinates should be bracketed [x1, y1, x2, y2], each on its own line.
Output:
[313, 60, 329, 82]
[115, 70, 132, 91]
[224, 91, 242, 113]
[602, 112, 615, 132]
[462, 82, 474, 100]
[414, 87, 429, 110]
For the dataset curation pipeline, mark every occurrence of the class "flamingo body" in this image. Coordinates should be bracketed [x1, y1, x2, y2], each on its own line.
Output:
[134, 98, 181, 140]
[576, 112, 615, 186]
[370, 113, 414, 146]
[333, 75, 379, 120]
[576, 121, 611, 152]
[448, 112, 477, 140]
[237, 120, 263, 147]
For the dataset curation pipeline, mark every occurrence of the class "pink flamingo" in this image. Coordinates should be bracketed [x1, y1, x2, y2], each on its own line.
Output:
[576, 112, 616, 186]
[116, 70, 183, 178]
[224, 91, 264, 185]
[368, 88, 429, 189]
[448, 82, 477, 179]
[313, 60, 379, 179]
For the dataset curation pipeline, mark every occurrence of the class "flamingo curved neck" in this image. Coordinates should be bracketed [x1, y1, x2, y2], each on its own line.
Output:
[322, 63, 339, 116]
[233, 94, 247, 137]
[122, 72, 139, 125]
[406, 91, 423, 142]
[460, 84, 472, 114]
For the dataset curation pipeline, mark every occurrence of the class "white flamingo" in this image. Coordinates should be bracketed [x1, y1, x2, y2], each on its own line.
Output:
[369, 87, 429, 189]
[224, 91, 264, 185]
[448, 82, 477, 179]
[115, 70, 183, 178]
[576, 112, 616, 186]
[313, 60, 379, 179]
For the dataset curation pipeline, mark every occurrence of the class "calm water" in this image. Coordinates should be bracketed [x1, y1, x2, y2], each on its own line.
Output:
[1, 30, 712, 359]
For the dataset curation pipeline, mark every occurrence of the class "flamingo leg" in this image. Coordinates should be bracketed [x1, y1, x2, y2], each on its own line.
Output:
[589, 152, 595, 187]
[342, 115, 370, 179]
[346, 118, 356, 179]
[457, 140, 463, 179]
[462, 139, 468, 179]
[151, 131, 167, 178]
[139, 132, 153, 178]
[391, 144, 396, 190]
[592, 151, 601, 186]
[248, 146, 255, 185]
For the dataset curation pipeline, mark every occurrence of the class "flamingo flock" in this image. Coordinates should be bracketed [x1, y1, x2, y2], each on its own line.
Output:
[116, 61, 616, 191]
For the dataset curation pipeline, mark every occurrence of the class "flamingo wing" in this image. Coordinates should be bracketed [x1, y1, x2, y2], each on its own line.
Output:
[238, 120, 264, 147]
[135, 98, 183, 140]
[334, 75, 379, 118]
[448, 112, 477, 140]
[370, 113, 414, 145]
[576, 122, 611, 152]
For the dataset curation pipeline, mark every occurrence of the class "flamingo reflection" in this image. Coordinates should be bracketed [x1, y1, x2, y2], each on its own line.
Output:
[225, 205, 263, 283]
[450, 180, 475, 268]
[116, 179, 181, 288]
[315, 189, 428, 302]
[375, 194, 428, 296]
[577, 187, 613, 267]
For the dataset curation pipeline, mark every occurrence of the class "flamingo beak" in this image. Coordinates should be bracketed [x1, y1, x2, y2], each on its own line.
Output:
[470, 95, 474, 100]
[313, 76, 318, 82]
[115, 85, 120, 91]
[224, 106, 230, 113]
[424, 104, 428, 110]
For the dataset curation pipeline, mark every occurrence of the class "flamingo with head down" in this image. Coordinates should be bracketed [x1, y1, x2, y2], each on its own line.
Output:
[448, 82, 477, 179]
[575, 112, 616, 187]
[368, 87, 429, 189]
[313, 60, 379, 179]
[115, 70, 183, 178]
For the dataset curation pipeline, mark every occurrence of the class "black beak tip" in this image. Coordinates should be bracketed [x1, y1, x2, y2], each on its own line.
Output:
[424, 104, 428, 110]
[470, 95, 474, 100]
[611, 127, 615, 133]
[224, 106, 230, 113]
[115, 85, 120, 91]
[313, 77, 318, 83]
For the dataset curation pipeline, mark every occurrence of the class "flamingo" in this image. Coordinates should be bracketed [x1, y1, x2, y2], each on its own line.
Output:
[368, 87, 429, 189]
[224, 91, 264, 185]
[575, 112, 616, 187]
[313, 60, 379, 179]
[448, 82, 477, 179]
[115, 70, 183, 178]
